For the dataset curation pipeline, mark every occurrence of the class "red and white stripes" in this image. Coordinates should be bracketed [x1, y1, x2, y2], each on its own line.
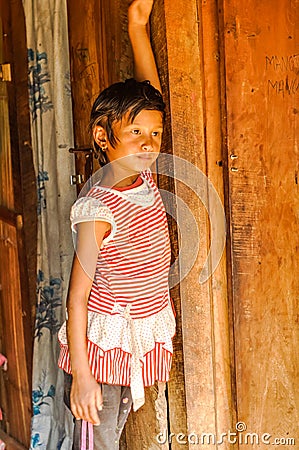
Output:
[58, 171, 175, 394]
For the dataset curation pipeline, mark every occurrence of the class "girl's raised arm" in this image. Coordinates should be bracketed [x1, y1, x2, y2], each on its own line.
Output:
[128, 0, 161, 92]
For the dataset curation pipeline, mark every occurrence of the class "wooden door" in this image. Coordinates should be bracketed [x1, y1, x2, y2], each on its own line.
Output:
[223, 0, 299, 445]
[0, 0, 34, 447]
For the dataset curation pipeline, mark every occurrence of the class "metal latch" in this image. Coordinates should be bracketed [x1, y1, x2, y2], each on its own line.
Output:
[0, 63, 12, 82]
[70, 174, 85, 185]
[69, 147, 94, 186]
[69, 147, 93, 154]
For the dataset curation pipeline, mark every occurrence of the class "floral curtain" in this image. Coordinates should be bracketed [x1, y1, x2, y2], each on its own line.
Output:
[22, 0, 76, 448]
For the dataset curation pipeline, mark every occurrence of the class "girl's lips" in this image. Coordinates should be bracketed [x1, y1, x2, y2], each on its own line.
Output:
[137, 154, 154, 160]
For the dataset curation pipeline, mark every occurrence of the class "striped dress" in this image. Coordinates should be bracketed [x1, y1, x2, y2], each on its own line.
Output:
[58, 170, 176, 411]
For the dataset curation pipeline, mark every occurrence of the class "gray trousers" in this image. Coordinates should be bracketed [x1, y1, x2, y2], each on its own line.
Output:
[64, 373, 132, 450]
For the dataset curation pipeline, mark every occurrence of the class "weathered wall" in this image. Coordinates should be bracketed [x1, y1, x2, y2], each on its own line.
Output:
[223, 0, 299, 446]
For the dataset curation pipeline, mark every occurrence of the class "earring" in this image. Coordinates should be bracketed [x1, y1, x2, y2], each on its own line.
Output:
[99, 139, 107, 151]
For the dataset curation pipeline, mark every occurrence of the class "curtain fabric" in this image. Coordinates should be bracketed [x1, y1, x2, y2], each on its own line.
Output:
[22, 0, 76, 448]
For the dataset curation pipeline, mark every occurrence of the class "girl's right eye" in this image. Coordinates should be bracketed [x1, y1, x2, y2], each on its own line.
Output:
[132, 129, 140, 135]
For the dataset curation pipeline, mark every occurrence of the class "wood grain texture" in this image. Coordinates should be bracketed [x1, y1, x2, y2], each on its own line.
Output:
[0, 1, 32, 444]
[0, 429, 27, 450]
[200, 0, 236, 442]
[66, 0, 103, 191]
[0, 222, 31, 444]
[162, 0, 232, 444]
[122, 384, 169, 450]
[223, 0, 299, 446]
[4, 0, 35, 370]
[0, 35, 14, 210]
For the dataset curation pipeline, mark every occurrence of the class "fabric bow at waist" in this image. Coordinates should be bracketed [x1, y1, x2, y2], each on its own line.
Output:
[111, 303, 145, 411]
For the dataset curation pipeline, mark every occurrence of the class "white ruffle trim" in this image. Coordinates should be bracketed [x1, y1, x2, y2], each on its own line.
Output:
[97, 175, 155, 207]
[70, 196, 116, 235]
[58, 303, 176, 357]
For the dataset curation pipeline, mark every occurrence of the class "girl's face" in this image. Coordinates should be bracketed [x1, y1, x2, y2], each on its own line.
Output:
[95, 109, 164, 174]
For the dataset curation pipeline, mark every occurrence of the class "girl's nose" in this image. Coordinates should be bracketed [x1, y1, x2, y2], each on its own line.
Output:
[142, 137, 153, 152]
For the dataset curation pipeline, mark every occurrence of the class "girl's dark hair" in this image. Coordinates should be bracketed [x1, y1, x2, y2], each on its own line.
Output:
[89, 78, 165, 165]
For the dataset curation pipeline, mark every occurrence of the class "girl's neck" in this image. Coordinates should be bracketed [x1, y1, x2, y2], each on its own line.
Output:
[113, 175, 140, 188]
[100, 166, 140, 188]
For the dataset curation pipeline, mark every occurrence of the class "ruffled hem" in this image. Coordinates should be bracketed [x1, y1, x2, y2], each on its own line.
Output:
[58, 303, 176, 357]
[58, 303, 175, 410]
[58, 340, 173, 387]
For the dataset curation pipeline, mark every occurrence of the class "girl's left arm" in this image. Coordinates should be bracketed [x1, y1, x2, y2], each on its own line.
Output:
[128, 0, 161, 92]
[66, 220, 111, 424]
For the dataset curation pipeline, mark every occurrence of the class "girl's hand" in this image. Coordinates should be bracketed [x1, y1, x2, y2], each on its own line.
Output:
[70, 373, 103, 425]
[128, 0, 154, 27]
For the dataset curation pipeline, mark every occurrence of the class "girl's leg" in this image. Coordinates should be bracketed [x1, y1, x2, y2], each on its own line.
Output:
[116, 386, 133, 439]
[64, 374, 132, 450]
[90, 384, 132, 449]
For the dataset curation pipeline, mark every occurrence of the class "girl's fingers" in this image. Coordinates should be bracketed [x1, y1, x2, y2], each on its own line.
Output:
[73, 400, 101, 424]
[70, 400, 79, 419]
[72, 404, 82, 421]
[128, 0, 154, 26]
[87, 403, 101, 425]
[70, 380, 102, 423]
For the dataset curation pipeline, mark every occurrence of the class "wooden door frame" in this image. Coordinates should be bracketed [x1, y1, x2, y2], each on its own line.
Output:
[0, 0, 36, 446]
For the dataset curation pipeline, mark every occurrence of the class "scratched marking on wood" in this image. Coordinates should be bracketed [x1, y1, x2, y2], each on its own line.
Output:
[223, 0, 299, 445]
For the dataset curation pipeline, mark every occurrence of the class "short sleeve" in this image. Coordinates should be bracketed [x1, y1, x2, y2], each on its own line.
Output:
[70, 197, 116, 241]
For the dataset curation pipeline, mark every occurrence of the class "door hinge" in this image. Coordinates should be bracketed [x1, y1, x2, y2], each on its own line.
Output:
[0, 63, 12, 82]
[70, 174, 85, 185]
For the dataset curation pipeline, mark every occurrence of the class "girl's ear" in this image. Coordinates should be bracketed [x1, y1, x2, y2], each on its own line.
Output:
[93, 126, 108, 149]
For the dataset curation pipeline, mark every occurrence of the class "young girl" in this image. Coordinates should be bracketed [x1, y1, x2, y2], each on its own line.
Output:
[58, 1, 176, 448]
